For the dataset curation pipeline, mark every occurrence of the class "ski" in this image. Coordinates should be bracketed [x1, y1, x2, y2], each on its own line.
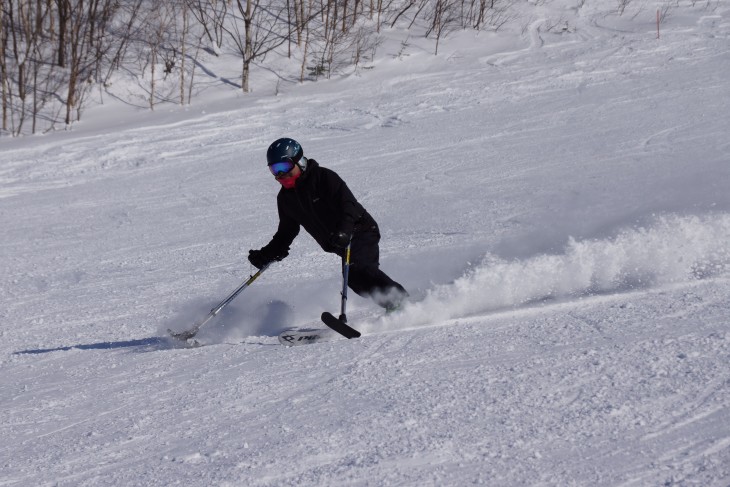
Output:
[168, 325, 204, 342]
[278, 328, 338, 346]
[165, 336, 203, 348]
[321, 312, 361, 339]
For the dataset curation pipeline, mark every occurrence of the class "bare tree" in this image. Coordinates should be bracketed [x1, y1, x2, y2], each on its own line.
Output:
[465, 0, 493, 30]
[1, 0, 530, 136]
[180, 1, 188, 104]
[3, 0, 54, 134]
[299, 0, 316, 81]
[426, 0, 459, 55]
[186, 0, 229, 52]
[390, 0, 428, 28]
[140, 1, 178, 109]
[56, 0, 69, 67]
[103, 0, 144, 81]
[61, 1, 116, 125]
[222, 0, 289, 93]
[0, 0, 9, 132]
[617, 0, 633, 16]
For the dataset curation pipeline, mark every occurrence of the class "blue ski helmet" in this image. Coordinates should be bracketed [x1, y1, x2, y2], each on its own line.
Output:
[267, 138, 305, 168]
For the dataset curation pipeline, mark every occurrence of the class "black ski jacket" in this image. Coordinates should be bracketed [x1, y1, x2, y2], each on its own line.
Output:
[262, 159, 377, 257]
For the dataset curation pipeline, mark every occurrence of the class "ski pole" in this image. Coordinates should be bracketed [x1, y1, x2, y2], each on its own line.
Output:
[339, 241, 352, 323]
[321, 240, 361, 339]
[168, 262, 271, 341]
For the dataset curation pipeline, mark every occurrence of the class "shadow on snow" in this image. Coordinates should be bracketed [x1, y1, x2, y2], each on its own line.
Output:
[14, 337, 174, 355]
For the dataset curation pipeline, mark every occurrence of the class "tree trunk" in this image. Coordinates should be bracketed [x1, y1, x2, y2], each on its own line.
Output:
[57, 0, 68, 67]
[242, 0, 252, 92]
[181, 3, 187, 104]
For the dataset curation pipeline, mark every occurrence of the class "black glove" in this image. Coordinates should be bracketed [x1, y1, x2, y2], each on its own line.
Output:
[248, 247, 288, 269]
[328, 231, 351, 249]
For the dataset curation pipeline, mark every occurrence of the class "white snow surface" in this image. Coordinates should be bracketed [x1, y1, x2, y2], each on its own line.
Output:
[2, 1, 730, 485]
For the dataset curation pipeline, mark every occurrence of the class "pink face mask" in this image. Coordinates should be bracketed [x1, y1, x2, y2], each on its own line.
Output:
[278, 171, 300, 189]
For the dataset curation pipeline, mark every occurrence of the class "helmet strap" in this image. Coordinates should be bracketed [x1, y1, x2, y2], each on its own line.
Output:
[297, 156, 308, 172]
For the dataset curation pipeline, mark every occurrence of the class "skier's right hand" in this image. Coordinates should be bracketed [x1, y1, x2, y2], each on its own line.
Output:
[248, 249, 268, 269]
[248, 248, 287, 269]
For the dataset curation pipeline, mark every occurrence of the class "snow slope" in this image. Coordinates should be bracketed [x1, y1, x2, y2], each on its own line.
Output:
[2, 1, 730, 485]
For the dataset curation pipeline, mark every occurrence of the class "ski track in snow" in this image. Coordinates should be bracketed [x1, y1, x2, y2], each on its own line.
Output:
[2, 1, 730, 485]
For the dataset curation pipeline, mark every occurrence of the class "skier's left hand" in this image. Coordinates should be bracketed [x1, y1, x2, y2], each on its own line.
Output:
[329, 231, 351, 249]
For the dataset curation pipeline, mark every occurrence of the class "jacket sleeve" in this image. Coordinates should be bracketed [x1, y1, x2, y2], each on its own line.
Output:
[262, 195, 300, 256]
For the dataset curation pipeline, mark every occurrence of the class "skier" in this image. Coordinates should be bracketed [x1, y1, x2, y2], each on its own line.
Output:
[248, 137, 408, 312]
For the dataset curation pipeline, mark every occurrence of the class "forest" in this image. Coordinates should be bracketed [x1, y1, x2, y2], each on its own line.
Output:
[1, 0, 517, 135]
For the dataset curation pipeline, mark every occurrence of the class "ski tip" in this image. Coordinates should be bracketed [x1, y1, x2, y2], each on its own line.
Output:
[166, 329, 202, 348]
[167, 328, 196, 341]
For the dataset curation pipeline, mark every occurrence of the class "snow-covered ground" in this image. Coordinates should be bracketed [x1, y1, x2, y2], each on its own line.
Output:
[2, 1, 730, 485]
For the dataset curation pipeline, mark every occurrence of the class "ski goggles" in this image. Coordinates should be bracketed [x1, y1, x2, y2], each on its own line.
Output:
[268, 161, 296, 177]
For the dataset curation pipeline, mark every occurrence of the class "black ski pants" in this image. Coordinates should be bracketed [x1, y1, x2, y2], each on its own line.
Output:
[344, 226, 407, 309]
